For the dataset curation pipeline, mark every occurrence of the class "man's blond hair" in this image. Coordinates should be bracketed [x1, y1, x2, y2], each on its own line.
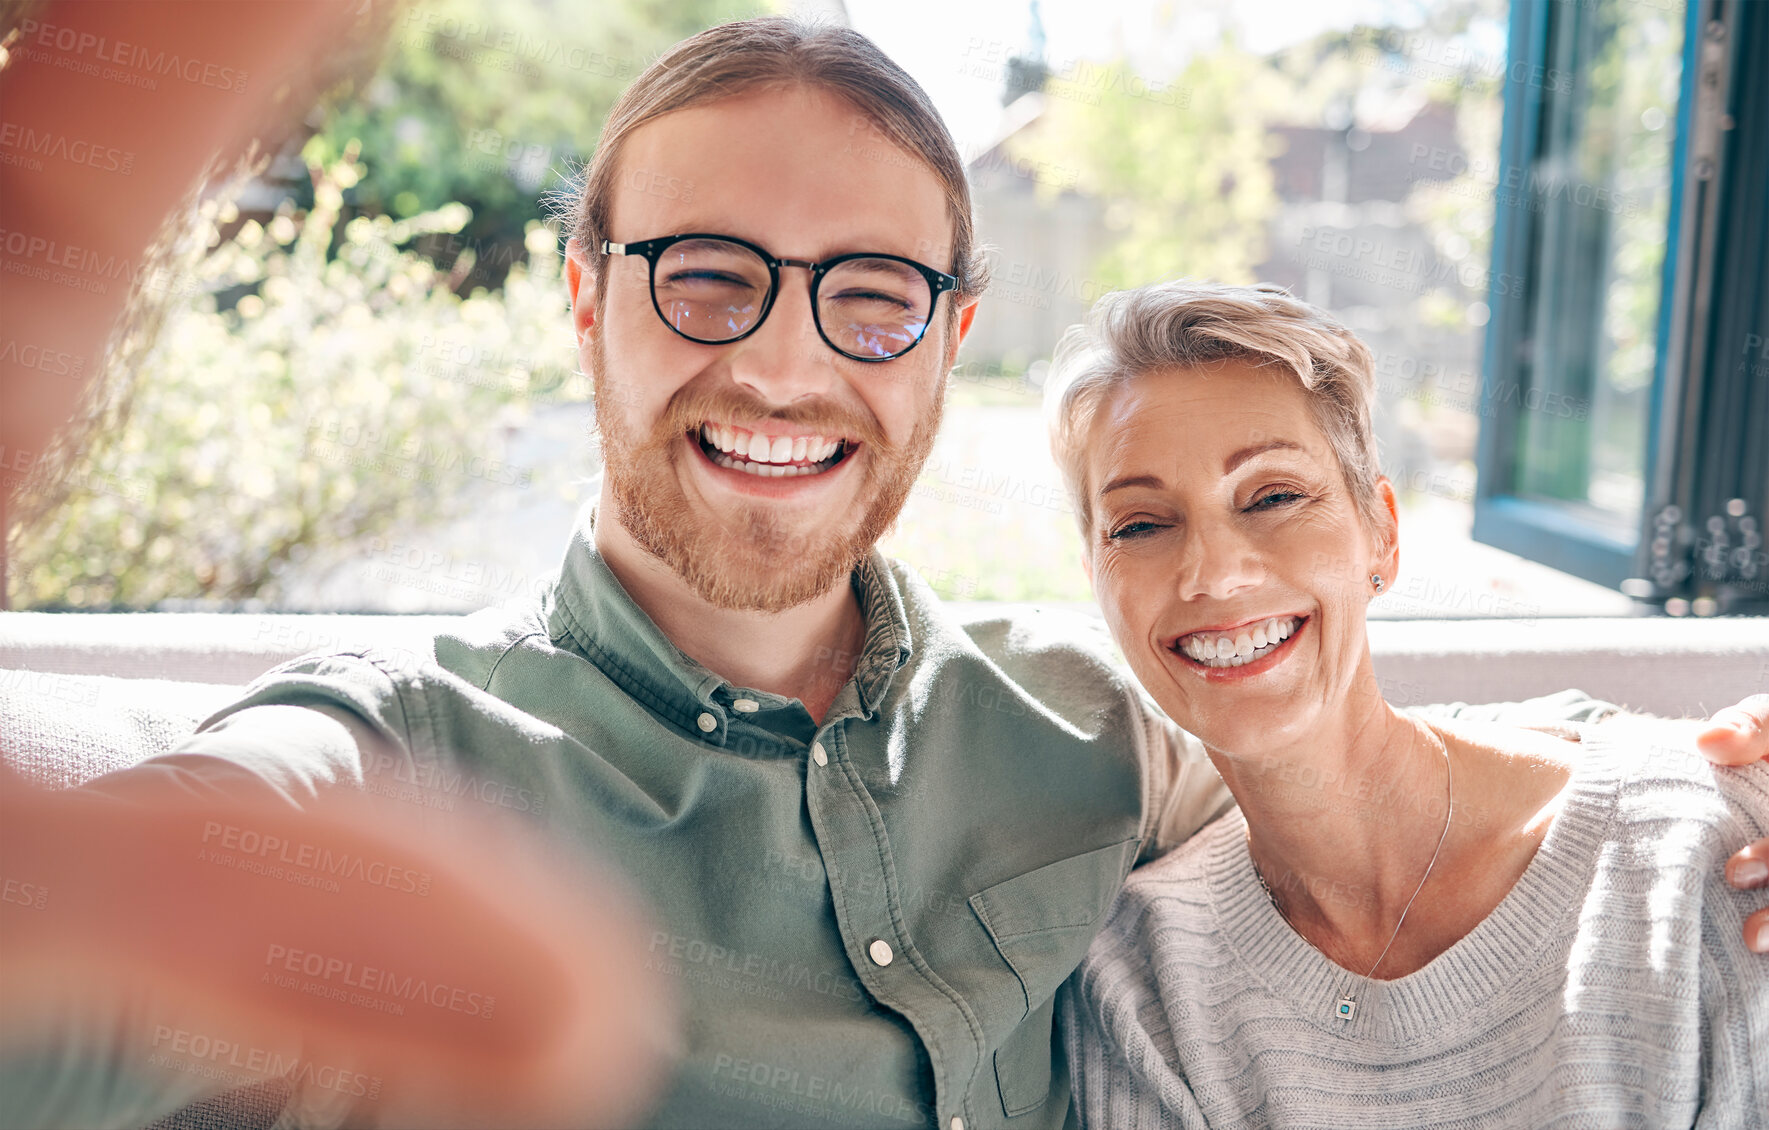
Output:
[565, 16, 989, 317]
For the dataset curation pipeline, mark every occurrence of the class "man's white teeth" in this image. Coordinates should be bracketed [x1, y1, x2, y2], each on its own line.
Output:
[701, 423, 842, 466]
[1179, 617, 1300, 668]
[700, 423, 844, 477]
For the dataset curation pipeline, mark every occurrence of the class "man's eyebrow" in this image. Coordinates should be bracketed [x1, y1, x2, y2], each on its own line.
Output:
[1225, 439, 1302, 473]
[1099, 474, 1165, 497]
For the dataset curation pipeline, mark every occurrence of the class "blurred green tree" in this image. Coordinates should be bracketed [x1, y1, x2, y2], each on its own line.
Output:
[1009, 45, 1283, 288]
[308, 0, 765, 289]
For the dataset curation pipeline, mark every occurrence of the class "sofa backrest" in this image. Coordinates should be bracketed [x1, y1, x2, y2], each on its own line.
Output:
[3, 611, 1766, 789]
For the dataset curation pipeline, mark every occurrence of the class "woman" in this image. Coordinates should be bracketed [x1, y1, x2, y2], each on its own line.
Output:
[1044, 281, 1769, 1127]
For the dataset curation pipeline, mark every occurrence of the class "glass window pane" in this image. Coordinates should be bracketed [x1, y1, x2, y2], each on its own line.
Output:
[1513, 0, 1684, 536]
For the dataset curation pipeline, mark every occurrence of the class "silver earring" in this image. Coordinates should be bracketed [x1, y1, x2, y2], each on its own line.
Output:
[1371, 573, 1384, 591]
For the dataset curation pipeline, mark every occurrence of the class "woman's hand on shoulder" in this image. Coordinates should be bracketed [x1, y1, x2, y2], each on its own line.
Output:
[1694, 695, 1769, 953]
[1696, 694, 1769, 768]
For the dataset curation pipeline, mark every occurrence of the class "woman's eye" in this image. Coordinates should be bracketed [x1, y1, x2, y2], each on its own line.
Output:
[1107, 521, 1161, 541]
[1247, 491, 1306, 512]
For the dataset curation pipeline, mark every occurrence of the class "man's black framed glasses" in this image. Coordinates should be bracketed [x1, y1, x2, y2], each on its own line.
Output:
[601, 233, 959, 362]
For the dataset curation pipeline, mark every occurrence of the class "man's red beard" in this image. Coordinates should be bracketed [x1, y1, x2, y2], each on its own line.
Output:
[590, 334, 943, 613]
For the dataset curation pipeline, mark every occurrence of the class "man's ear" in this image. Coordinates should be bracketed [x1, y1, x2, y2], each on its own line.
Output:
[564, 238, 597, 344]
[942, 298, 979, 370]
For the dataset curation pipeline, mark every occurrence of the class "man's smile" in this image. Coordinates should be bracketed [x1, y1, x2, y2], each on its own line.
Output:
[693, 420, 857, 479]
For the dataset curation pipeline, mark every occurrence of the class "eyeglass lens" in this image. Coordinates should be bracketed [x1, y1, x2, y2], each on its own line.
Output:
[652, 238, 934, 360]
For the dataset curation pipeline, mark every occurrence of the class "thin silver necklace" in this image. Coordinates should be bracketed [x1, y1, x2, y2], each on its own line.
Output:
[1248, 733, 1453, 1022]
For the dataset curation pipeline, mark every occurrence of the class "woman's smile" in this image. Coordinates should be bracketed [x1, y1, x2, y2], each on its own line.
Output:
[1168, 613, 1311, 680]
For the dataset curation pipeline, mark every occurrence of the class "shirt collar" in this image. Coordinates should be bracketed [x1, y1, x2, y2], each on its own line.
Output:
[546, 515, 914, 741]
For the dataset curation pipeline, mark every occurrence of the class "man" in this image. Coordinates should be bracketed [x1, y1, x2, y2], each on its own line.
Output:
[5, 14, 1767, 1130]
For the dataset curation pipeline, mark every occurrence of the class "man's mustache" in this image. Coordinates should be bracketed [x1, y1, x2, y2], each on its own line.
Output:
[655, 385, 887, 450]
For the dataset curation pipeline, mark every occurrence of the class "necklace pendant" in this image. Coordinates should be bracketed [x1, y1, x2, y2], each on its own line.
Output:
[1335, 995, 1357, 1021]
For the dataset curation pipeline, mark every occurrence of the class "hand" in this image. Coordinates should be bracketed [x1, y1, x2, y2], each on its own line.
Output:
[1726, 843, 1769, 955]
[1697, 695, 1769, 954]
[1696, 694, 1769, 767]
[0, 767, 676, 1127]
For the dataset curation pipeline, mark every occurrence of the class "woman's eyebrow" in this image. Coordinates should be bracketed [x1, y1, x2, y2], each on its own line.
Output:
[1098, 440, 1306, 498]
[1224, 439, 1302, 472]
[1099, 474, 1164, 498]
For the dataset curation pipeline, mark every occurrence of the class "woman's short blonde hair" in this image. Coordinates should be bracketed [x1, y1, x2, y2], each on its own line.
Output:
[1044, 280, 1385, 546]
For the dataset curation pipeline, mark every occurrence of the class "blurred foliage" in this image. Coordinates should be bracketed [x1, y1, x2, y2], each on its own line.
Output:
[1010, 46, 1282, 288]
[307, 0, 767, 289]
[6, 156, 580, 608]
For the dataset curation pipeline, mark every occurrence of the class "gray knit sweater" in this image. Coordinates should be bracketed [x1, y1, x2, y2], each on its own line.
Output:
[1063, 733, 1769, 1128]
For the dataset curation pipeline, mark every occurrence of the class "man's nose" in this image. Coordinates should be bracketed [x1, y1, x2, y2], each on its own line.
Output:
[725, 268, 838, 406]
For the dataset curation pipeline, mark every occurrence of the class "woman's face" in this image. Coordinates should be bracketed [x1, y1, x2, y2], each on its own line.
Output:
[1081, 361, 1397, 760]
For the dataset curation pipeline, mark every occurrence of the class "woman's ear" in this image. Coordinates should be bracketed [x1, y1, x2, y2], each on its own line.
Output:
[1372, 476, 1400, 591]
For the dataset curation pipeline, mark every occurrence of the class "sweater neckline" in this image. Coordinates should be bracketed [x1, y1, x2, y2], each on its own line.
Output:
[1205, 731, 1624, 1046]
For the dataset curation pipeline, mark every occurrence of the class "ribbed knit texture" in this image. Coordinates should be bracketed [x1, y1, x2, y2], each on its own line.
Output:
[1063, 734, 1769, 1128]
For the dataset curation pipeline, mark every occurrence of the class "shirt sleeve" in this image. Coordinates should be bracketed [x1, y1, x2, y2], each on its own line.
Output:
[1129, 683, 1234, 864]
[1136, 689, 1628, 863]
[1406, 688, 1622, 734]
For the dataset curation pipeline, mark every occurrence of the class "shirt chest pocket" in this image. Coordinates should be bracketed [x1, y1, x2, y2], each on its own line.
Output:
[969, 837, 1138, 1118]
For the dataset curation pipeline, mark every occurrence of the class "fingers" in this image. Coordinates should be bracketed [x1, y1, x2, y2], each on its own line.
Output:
[1726, 838, 1769, 889]
[1696, 693, 1769, 767]
[1725, 840, 1769, 954]
[1746, 907, 1769, 956]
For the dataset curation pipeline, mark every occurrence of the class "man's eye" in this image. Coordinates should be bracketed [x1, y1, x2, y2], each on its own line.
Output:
[824, 287, 914, 311]
[1247, 491, 1306, 512]
[1107, 521, 1161, 540]
[660, 269, 759, 289]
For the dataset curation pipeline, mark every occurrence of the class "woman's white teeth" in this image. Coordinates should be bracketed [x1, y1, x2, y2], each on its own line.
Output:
[701, 423, 843, 476]
[1180, 617, 1299, 668]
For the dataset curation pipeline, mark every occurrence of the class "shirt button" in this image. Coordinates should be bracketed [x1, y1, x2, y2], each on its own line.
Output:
[696, 712, 717, 733]
[732, 698, 760, 713]
[811, 741, 829, 767]
[868, 938, 893, 966]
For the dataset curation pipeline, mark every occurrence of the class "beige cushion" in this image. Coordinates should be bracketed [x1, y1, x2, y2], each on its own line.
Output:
[0, 670, 238, 788]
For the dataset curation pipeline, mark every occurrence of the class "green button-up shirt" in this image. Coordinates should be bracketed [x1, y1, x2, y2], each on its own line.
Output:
[56, 522, 1229, 1129]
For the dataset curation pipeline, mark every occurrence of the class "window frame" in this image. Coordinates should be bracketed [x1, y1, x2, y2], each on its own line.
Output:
[1477, 0, 1768, 612]
[1473, 0, 1684, 590]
